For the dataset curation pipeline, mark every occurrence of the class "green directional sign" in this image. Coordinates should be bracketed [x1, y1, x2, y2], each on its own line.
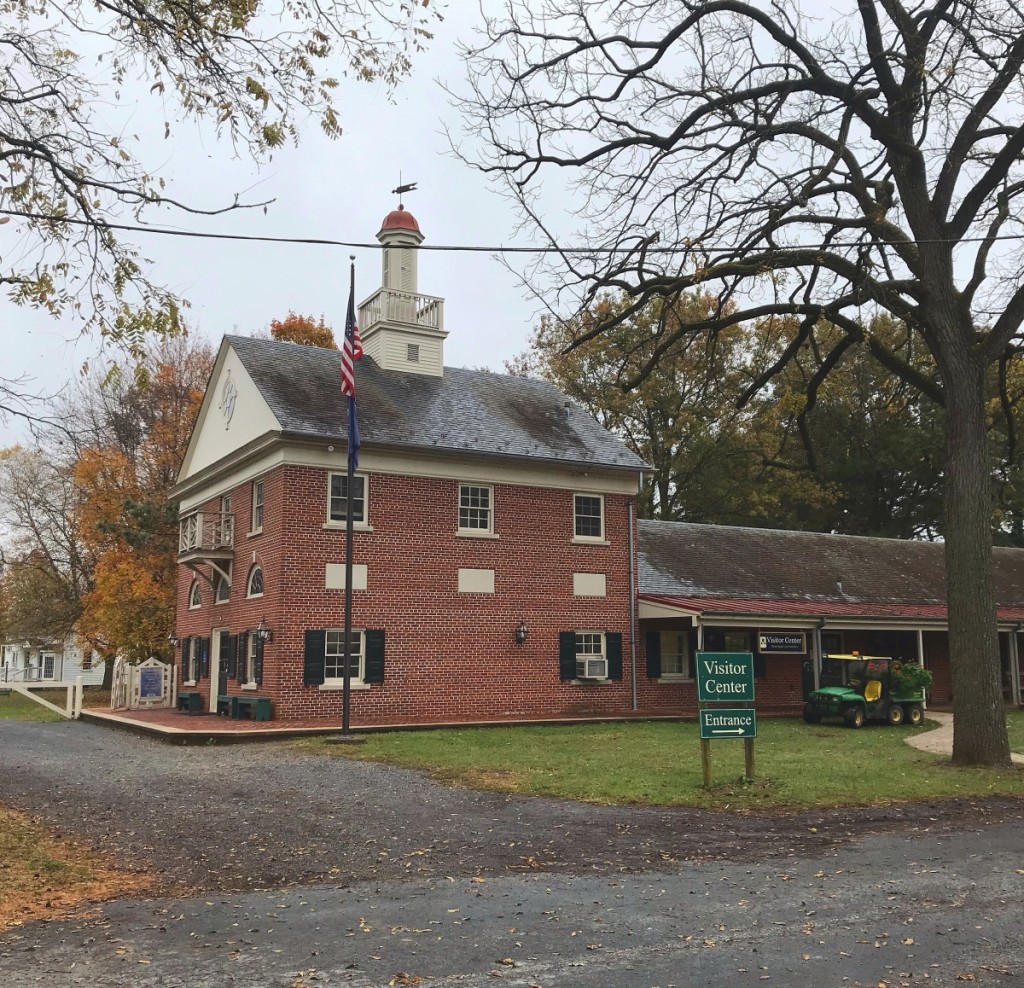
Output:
[696, 651, 755, 702]
[700, 708, 757, 740]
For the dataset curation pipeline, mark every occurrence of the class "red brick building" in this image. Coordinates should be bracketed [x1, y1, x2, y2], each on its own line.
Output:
[171, 205, 648, 723]
[171, 205, 1024, 724]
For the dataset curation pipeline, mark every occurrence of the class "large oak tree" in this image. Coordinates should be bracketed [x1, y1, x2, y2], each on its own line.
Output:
[463, 0, 1024, 764]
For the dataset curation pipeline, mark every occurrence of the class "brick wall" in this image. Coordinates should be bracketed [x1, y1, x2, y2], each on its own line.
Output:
[177, 464, 640, 722]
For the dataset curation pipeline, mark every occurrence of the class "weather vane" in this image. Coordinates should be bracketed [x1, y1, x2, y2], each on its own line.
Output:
[392, 173, 418, 206]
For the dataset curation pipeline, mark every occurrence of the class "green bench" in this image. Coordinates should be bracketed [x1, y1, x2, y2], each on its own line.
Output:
[216, 694, 233, 716]
[232, 695, 271, 721]
[177, 690, 203, 713]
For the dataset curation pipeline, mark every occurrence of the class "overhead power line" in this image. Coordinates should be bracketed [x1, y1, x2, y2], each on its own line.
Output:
[3, 207, 1024, 255]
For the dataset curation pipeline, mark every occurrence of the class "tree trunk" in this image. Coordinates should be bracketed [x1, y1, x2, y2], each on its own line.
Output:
[943, 365, 1012, 766]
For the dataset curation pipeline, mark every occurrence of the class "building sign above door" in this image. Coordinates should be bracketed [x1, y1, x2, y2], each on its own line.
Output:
[758, 632, 806, 654]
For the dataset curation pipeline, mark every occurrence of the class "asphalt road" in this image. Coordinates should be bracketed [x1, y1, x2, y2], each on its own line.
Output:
[1, 721, 1022, 986]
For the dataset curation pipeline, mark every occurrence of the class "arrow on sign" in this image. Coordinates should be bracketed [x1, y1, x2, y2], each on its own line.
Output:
[711, 728, 747, 735]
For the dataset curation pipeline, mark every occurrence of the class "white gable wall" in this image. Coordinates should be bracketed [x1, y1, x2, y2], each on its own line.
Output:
[182, 344, 281, 481]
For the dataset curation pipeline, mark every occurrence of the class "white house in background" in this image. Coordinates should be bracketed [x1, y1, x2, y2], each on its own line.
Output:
[1, 638, 105, 686]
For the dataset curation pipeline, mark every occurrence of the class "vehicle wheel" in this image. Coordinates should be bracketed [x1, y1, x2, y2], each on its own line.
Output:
[803, 703, 822, 724]
[906, 704, 924, 726]
[886, 703, 904, 726]
[844, 705, 865, 728]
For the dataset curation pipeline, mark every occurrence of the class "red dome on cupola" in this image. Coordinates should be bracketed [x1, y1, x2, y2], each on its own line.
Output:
[378, 204, 421, 235]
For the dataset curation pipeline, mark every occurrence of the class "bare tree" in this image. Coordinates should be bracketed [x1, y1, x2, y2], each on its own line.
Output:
[0, 0, 437, 356]
[462, 0, 1024, 765]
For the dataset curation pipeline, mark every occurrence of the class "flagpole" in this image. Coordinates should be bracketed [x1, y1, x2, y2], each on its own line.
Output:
[341, 258, 358, 736]
[342, 392, 355, 735]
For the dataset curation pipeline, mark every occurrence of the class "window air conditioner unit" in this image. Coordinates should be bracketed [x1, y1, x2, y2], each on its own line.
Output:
[577, 658, 608, 680]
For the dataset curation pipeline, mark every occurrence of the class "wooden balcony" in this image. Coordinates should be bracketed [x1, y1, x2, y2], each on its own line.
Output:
[178, 512, 234, 566]
[359, 288, 445, 334]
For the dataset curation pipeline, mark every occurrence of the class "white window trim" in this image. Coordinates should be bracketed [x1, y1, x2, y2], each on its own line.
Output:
[188, 580, 202, 610]
[658, 630, 694, 682]
[572, 493, 607, 544]
[249, 479, 265, 536]
[327, 471, 369, 527]
[457, 483, 495, 536]
[246, 565, 264, 599]
[322, 628, 366, 686]
[574, 629, 609, 682]
[241, 633, 258, 688]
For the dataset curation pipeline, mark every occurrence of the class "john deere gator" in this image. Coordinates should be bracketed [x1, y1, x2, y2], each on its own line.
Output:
[803, 653, 930, 728]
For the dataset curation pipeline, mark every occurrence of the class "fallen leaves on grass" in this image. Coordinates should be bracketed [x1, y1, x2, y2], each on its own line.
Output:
[0, 806, 154, 929]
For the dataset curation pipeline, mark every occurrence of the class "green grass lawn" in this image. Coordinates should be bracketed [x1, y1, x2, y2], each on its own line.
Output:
[299, 716, 1024, 810]
[0, 690, 65, 722]
[1008, 709, 1024, 754]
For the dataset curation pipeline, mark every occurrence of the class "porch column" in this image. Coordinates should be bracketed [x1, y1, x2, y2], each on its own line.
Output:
[1010, 628, 1022, 707]
[917, 629, 927, 709]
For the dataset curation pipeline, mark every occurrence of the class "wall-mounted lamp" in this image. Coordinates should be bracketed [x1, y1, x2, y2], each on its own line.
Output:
[514, 620, 528, 646]
[256, 617, 273, 643]
[168, 632, 179, 648]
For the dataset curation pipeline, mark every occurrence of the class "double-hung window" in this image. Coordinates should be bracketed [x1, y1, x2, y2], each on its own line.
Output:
[659, 631, 692, 679]
[328, 473, 366, 524]
[573, 494, 604, 541]
[459, 484, 493, 534]
[575, 631, 608, 680]
[325, 629, 365, 684]
[251, 479, 264, 533]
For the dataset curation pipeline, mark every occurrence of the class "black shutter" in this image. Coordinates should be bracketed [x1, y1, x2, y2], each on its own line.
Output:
[364, 629, 385, 683]
[606, 632, 623, 680]
[237, 632, 248, 682]
[754, 651, 766, 680]
[226, 634, 237, 680]
[559, 632, 576, 681]
[303, 630, 326, 686]
[180, 637, 190, 680]
[645, 631, 662, 679]
[253, 636, 264, 687]
[199, 637, 210, 679]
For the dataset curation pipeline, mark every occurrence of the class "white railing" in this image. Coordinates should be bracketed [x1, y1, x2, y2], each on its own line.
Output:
[359, 288, 445, 333]
[2, 666, 43, 683]
[179, 512, 234, 554]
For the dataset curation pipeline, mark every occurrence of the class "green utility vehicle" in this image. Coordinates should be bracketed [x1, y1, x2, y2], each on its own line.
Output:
[803, 653, 930, 728]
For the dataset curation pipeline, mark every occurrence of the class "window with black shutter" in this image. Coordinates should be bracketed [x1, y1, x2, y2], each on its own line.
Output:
[364, 629, 385, 683]
[303, 630, 327, 685]
[645, 631, 662, 679]
[606, 632, 623, 680]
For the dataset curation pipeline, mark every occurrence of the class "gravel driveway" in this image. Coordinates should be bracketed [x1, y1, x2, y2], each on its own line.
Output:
[1, 720, 1021, 895]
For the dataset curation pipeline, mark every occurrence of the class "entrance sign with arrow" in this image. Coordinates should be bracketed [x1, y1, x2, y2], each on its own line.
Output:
[699, 708, 757, 740]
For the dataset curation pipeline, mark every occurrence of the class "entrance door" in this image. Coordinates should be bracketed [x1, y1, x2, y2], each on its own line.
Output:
[41, 653, 56, 680]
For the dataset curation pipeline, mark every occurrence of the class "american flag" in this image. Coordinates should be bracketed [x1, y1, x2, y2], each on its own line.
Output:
[341, 263, 363, 397]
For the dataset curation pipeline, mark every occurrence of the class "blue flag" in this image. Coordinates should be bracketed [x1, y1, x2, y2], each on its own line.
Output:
[347, 394, 360, 473]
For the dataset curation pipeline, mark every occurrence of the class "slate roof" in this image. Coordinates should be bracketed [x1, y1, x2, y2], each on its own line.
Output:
[228, 336, 647, 472]
[638, 519, 1024, 616]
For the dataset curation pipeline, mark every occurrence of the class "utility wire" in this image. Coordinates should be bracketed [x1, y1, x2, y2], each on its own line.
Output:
[2, 207, 1024, 255]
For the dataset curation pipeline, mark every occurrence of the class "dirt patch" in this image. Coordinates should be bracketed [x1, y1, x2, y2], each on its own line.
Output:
[0, 807, 156, 930]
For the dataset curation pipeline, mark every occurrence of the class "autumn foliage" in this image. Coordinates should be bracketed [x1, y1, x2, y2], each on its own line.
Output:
[269, 313, 338, 349]
[72, 342, 213, 662]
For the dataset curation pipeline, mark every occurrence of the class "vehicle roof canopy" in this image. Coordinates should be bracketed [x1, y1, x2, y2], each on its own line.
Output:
[824, 653, 892, 662]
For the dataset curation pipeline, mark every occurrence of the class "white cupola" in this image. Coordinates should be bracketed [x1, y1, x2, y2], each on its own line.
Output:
[357, 204, 447, 376]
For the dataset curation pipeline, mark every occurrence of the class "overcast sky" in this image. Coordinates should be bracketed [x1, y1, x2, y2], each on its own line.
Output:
[1, 4, 551, 446]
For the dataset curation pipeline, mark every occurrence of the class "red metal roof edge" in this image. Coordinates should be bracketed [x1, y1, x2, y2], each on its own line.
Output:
[638, 592, 1024, 622]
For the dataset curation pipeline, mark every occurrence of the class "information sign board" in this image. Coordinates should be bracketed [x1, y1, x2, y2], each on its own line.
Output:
[139, 666, 163, 701]
[699, 708, 757, 740]
[695, 651, 755, 702]
[758, 632, 806, 654]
